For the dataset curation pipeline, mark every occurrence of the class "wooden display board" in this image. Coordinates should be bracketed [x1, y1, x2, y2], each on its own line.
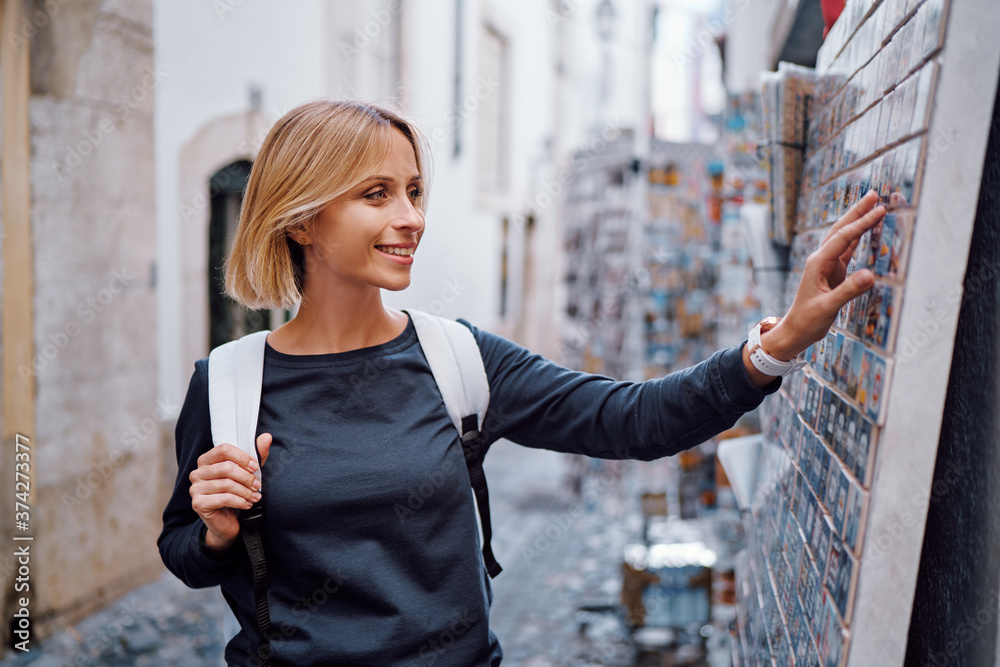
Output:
[732, 0, 1000, 664]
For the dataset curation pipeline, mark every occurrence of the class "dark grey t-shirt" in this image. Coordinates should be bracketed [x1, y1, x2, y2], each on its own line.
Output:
[158, 314, 776, 666]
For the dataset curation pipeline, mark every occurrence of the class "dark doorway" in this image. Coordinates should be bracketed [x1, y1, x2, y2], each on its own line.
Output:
[207, 160, 270, 349]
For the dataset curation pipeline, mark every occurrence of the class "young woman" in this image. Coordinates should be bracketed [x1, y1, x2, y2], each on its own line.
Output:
[159, 100, 884, 666]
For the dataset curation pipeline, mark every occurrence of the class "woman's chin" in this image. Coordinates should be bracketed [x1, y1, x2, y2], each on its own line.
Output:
[380, 278, 411, 292]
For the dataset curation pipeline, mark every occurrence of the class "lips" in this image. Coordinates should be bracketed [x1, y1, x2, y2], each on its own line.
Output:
[374, 245, 416, 265]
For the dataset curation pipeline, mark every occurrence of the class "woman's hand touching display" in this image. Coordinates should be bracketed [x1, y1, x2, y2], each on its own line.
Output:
[189, 433, 272, 553]
[744, 191, 886, 387]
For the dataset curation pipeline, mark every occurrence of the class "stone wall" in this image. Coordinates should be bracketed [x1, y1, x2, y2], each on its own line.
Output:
[18, 0, 163, 642]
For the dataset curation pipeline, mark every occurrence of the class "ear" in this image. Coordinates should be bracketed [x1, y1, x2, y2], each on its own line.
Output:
[289, 224, 311, 246]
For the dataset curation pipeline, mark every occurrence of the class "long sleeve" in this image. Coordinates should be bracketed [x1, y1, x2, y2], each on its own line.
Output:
[461, 319, 780, 461]
[157, 359, 246, 588]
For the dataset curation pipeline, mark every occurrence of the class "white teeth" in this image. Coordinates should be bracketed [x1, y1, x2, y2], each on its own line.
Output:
[377, 246, 414, 257]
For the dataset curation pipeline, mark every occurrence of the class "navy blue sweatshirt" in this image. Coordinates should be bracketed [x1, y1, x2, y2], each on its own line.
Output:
[158, 315, 778, 666]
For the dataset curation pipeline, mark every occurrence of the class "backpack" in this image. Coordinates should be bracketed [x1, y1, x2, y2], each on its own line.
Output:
[207, 309, 501, 666]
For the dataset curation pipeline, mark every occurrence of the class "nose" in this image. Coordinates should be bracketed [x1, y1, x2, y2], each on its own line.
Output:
[392, 194, 425, 235]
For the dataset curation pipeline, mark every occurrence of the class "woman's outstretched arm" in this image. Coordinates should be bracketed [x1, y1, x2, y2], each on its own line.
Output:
[464, 192, 885, 460]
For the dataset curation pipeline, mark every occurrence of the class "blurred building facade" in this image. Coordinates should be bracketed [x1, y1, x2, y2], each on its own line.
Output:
[155, 0, 659, 405]
[723, 0, 825, 94]
[0, 0, 662, 650]
[0, 0, 161, 646]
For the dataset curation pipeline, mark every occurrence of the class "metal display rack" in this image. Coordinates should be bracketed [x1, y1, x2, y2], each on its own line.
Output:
[561, 136, 720, 381]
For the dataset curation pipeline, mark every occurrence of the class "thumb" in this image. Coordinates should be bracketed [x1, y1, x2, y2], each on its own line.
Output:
[827, 269, 874, 311]
[255, 432, 273, 468]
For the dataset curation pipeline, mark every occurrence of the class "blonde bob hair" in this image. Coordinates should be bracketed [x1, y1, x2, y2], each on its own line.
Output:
[224, 99, 429, 310]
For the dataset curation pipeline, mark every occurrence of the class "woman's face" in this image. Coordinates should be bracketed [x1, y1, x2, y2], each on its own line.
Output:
[300, 128, 425, 294]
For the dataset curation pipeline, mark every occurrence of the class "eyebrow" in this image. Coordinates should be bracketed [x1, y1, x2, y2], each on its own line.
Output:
[359, 174, 422, 185]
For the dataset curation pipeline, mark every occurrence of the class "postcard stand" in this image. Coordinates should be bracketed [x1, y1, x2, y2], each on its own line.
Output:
[730, 0, 1000, 664]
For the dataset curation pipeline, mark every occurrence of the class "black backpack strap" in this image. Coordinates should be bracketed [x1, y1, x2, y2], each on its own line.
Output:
[460, 414, 502, 578]
[240, 500, 273, 667]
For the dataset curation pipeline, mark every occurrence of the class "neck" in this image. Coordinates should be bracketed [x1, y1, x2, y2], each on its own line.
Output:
[271, 279, 407, 355]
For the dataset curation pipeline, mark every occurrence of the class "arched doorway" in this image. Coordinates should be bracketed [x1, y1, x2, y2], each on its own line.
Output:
[207, 160, 270, 348]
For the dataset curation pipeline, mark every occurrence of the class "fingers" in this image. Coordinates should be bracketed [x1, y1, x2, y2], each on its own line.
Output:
[197, 443, 258, 474]
[823, 269, 875, 313]
[190, 437, 273, 518]
[818, 203, 885, 263]
[190, 489, 239, 511]
[191, 458, 260, 488]
[191, 489, 255, 513]
[191, 476, 261, 509]
[191, 443, 263, 511]
[256, 433, 272, 467]
[824, 190, 880, 242]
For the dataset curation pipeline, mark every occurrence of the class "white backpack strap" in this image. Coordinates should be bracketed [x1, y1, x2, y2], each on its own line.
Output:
[404, 309, 502, 578]
[208, 329, 273, 655]
[207, 329, 271, 483]
[403, 309, 490, 432]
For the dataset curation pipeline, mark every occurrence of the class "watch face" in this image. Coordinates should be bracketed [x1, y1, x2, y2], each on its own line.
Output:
[760, 316, 781, 334]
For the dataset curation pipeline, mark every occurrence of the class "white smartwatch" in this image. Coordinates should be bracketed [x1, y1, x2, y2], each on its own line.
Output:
[747, 317, 806, 378]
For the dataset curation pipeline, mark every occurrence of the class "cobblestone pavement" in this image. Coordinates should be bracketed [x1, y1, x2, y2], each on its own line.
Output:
[0, 575, 227, 667]
[485, 442, 735, 667]
[2, 441, 735, 666]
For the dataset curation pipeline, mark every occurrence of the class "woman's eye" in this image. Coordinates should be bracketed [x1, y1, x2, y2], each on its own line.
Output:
[408, 187, 424, 200]
[364, 188, 388, 201]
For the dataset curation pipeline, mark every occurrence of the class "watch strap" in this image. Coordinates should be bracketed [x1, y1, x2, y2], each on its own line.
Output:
[748, 320, 806, 378]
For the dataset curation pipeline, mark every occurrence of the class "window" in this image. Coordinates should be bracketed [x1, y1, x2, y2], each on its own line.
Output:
[338, 0, 403, 105]
[477, 24, 508, 193]
[366, 0, 402, 104]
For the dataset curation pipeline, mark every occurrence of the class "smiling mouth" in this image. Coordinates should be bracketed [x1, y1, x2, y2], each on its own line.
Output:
[375, 246, 415, 257]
